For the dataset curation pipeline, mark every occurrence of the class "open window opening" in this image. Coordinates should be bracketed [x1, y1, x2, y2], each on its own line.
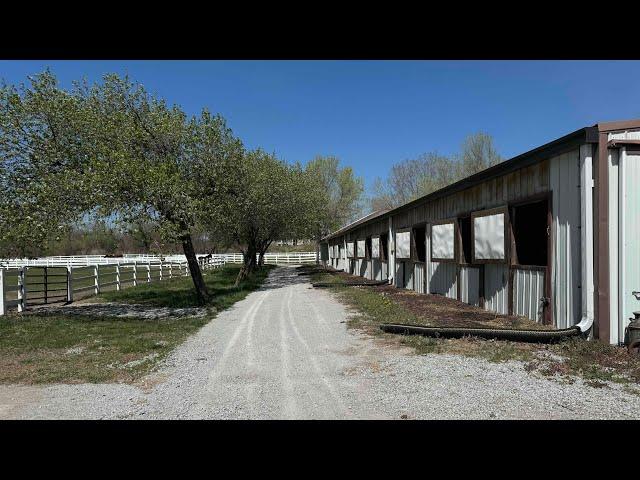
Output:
[459, 216, 471, 264]
[511, 199, 548, 266]
[380, 233, 389, 262]
[412, 225, 426, 262]
[365, 236, 372, 259]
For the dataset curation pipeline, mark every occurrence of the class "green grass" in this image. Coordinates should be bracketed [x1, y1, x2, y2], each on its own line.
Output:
[99, 264, 274, 309]
[0, 264, 273, 384]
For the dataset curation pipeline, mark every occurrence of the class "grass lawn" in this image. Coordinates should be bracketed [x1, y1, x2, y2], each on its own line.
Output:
[0, 265, 273, 385]
[310, 268, 640, 390]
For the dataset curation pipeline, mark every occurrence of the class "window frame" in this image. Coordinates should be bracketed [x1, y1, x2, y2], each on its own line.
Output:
[395, 227, 412, 260]
[470, 205, 509, 264]
[371, 235, 380, 259]
[430, 218, 458, 263]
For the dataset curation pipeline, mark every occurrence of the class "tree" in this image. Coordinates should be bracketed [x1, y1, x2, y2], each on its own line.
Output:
[1, 70, 244, 304]
[460, 132, 502, 173]
[200, 149, 315, 284]
[82, 74, 244, 304]
[0, 71, 95, 258]
[368, 133, 503, 210]
[304, 156, 365, 258]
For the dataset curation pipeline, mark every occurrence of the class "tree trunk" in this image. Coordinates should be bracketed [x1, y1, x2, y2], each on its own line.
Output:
[258, 240, 271, 267]
[235, 244, 257, 287]
[181, 233, 209, 304]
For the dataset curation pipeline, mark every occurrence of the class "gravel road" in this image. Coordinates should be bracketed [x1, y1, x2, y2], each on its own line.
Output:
[2, 266, 640, 420]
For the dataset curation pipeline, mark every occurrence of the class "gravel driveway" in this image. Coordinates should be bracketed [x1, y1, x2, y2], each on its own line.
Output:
[2, 266, 640, 419]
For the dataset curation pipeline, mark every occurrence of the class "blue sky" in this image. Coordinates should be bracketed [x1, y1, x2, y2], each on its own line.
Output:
[1, 60, 639, 195]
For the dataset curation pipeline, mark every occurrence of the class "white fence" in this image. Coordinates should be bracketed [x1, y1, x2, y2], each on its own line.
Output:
[0, 251, 318, 315]
[219, 252, 317, 265]
[0, 256, 224, 316]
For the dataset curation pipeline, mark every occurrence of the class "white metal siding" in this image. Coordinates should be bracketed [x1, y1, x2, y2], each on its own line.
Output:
[609, 150, 620, 343]
[414, 263, 425, 294]
[512, 268, 546, 322]
[622, 150, 640, 340]
[550, 149, 582, 329]
[429, 262, 457, 299]
[484, 264, 509, 314]
[460, 266, 480, 306]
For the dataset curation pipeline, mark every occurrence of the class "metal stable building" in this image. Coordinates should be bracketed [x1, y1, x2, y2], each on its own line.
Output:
[321, 120, 640, 345]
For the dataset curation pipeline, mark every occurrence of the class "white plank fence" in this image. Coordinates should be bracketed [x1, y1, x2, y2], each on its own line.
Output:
[0, 252, 317, 315]
[0, 256, 223, 316]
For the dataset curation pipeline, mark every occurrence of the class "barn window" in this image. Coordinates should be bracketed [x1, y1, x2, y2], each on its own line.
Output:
[371, 235, 380, 258]
[471, 207, 508, 263]
[459, 216, 472, 264]
[365, 237, 372, 259]
[347, 241, 355, 258]
[357, 239, 366, 258]
[380, 233, 389, 261]
[412, 225, 426, 262]
[511, 199, 548, 266]
[396, 230, 411, 259]
[431, 220, 456, 262]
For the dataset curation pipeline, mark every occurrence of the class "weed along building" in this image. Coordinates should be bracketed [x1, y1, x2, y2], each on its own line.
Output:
[322, 120, 640, 345]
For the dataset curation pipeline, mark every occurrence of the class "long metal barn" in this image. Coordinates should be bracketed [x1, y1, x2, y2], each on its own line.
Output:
[320, 120, 640, 345]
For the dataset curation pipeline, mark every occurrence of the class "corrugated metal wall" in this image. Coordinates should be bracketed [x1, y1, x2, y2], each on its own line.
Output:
[484, 264, 509, 314]
[414, 263, 425, 294]
[404, 261, 414, 290]
[373, 259, 381, 280]
[324, 148, 588, 327]
[460, 266, 480, 306]
[429, 262, 457, 299]
[549, 149, 582, 329]
[362, 259, 371, 279]
[512, 268, 545, 322]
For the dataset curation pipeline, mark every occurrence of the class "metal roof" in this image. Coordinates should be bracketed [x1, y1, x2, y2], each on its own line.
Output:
[323, 120, 640, 241]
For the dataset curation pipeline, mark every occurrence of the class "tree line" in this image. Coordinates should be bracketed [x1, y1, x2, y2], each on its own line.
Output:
[368, 133, 502, 211]
[0, 71, 363, 303]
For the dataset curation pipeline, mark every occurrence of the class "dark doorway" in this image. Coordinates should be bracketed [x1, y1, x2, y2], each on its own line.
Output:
[459, 216, 472, 264]
[413, 225, 426, 262]
[380, 232, 389, 262]
[511, 199, 548, 266]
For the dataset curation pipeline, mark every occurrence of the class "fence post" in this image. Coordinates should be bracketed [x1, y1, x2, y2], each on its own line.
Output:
[116, 263, 121, 291]
[169, 263, 173, 279]
[44, 266, 48, 305]
[0, 269, 5, 316]
[159, 262, 163, 281]
[67, 266, 73, 302]
[17, 267, 25, 313]
[94, 265, 100, 295]
[133, 261, 138, 287]
[147, 262, 151, 283]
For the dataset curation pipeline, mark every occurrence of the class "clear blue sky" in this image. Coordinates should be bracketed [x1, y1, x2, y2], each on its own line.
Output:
[1, 60, 639, 194]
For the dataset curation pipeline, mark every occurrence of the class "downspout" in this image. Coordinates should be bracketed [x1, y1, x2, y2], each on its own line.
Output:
[388, 216, 395, 286]
[575, 144, 595, 335]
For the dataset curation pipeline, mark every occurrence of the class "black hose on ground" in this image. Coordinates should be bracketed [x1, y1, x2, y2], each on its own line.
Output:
[312, 280, 388, 288]
[380, 323, 582, 343]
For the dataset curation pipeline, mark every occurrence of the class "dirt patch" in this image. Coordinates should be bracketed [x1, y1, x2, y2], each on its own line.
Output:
[374, 285, 547, 329]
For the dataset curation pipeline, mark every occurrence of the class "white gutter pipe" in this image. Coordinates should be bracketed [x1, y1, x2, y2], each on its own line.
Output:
[576, 144, 595, 334]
